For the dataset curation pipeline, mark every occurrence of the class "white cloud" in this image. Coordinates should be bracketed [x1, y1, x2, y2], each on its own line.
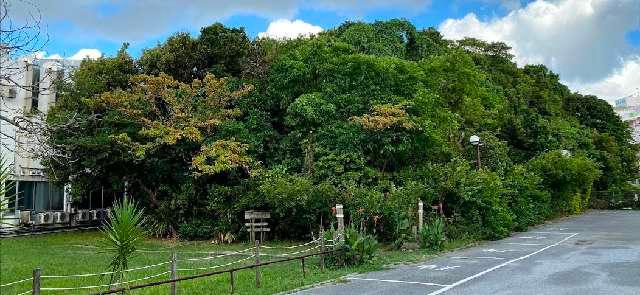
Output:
[31, 49, 102, 60]
[13, 0, 429, 42]
[68, 48, 102, 60]
[439, 0, 640, 85]
[567, 57, 640, 101]
[258, 19, 323, 39]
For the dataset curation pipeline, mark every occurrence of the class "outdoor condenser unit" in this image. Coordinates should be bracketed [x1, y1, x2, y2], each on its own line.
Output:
[33, 213, 46, 225]
[19, 211, 32, 225]
[54, 212, 69, 223]
[90, 210, 98, 220]
[76, 210, 90, 222]
[43, 212, 55, 224]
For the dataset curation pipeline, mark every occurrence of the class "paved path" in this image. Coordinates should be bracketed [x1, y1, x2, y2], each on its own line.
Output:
[296, 210, 640, 295]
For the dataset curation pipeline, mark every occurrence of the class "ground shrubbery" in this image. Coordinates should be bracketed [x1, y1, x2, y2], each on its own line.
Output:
[46, 20, 636, 245]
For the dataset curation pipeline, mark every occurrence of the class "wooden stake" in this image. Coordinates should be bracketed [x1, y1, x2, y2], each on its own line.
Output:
[170, 252, 177, 295]
[32, 268, 41, 295]
[255, 240, 261, 288]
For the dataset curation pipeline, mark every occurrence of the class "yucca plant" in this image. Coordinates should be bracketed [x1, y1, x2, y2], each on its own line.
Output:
[101, 196, 147, 288]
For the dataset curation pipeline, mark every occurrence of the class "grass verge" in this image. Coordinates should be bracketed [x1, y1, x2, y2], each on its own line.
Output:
[0, 230, 474, 294]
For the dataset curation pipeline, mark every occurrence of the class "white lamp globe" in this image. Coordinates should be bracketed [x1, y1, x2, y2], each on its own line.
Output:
[469, 135, 480, 146]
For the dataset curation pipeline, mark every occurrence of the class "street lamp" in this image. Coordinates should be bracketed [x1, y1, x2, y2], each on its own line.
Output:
[469, 135, 482, 170]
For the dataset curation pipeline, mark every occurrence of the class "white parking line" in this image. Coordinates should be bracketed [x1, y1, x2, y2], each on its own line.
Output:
[506, 242, 545, 246]
[427, 233, 578, 295]
[482, 249, 520, 253]
[530, 231, 578, 235]
[346, 277, 451, 287]
[451, 256, 506, 260]
[519, 236, 547, 239]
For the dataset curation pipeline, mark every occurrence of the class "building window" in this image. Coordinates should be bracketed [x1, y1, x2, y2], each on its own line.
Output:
[16, 181, 64, 212]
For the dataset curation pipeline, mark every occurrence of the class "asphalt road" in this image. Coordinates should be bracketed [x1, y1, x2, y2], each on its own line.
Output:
[295, 210, 640, 295]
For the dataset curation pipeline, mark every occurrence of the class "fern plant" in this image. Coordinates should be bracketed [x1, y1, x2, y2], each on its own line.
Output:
[101, 196, 147, 288]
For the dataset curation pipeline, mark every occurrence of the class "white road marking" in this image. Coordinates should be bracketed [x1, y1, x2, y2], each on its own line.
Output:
[437, 266, 461, 271]
[530, 231, 577, 235]
[483, 249, 519, 253]
[451, 256, 506, 260]
[346, 277, 451, 287]
[519, 236, 547, 239]
[418, 265, 438, 270]
[427, 233, 578, 295]
[506, 242, 545, 246]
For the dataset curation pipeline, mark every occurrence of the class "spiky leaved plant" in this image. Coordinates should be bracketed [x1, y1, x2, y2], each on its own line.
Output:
[101, 196, 147, 288]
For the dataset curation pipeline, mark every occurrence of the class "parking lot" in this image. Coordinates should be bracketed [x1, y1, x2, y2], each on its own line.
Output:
[296, 210, 640, 295]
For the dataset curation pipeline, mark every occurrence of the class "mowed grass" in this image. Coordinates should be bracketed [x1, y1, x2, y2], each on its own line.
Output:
[0, 230, 474, 294]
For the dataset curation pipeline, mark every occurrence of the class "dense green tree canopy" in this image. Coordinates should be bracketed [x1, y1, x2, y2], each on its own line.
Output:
[46, 19, 638, 240]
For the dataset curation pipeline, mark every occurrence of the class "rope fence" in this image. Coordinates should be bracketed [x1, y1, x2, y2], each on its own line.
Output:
[0, 277, 32, 288]
[3, 204, 349, 295]
[1, 237, 337, 295]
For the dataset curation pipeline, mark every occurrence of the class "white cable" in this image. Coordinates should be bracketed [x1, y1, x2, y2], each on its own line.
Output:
[40, 271, 170, 291]
[261, 239, 320, 250]
[182, 246, 255, 262]
[0, 277, 32, 287]
[177, 255, 255, 272]
[276, 245, 321, 257]
[41, 261, 171, 278]
[16, 290, 32, 295]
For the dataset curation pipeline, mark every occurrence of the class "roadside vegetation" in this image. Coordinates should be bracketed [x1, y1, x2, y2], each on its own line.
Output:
[41, 19, 637, 253]
[0, 230, 474, 294]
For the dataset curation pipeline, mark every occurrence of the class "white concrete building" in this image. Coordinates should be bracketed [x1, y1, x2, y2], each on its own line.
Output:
[614, 93, 640, 143]
[1, 50, 79, 226]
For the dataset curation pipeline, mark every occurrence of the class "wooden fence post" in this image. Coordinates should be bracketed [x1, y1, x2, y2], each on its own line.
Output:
[32, 268, 41, 295]
[336, 204, 344, 241]
[170, 252, 177, 295]
[229, 271, 235, 294]
[319, 226, 325, 272]
[255, 240, 261, 288]
[301, 257, 306, 279]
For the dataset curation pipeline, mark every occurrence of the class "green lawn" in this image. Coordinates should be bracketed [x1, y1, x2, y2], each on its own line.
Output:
[0, 230, 474, 294]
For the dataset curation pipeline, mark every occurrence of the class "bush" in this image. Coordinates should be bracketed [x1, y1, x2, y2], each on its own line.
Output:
[178, 219, 216, 240]
[420, 217, 445, 250]
[528, 151, 601, 214]
[328, 226, 379, 266]
[504, 165, 551, 231]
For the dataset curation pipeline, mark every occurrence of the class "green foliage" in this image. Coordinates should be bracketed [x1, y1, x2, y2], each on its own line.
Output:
[177, 219, 217, 240]
[420, 217, 445, 250]
[528, 151, 601, 214]
[101, 196, 147, 286]
[330, 226, 379, 266]
[45, 20, 637, 245]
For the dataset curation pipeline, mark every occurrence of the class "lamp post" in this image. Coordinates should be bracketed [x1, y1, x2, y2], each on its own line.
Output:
[469, 135, 481, 170]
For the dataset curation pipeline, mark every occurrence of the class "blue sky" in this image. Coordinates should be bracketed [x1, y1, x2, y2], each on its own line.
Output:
[40, 1, 536, 58]
[12, 0, 640, 101]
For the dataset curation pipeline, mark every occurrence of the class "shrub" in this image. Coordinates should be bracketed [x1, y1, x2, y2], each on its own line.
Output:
[177, 219, 217, 240]
[328, 226, 379, 266]
[528, 151, 601, 214]
[504, 165, 551, 231]
[420, 217, 445, 250]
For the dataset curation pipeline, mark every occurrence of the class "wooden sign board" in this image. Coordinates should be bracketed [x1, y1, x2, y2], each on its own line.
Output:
[245, 211, 271, 219]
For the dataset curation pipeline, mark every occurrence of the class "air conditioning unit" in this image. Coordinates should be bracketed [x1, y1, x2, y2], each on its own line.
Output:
[19, 211, 32, 225]
[33, 213, 46, 225]
[90, 210, 98, 220]
[43, 212, 55, 224]
[76, 210, 90, 222]
[54, 212, 69, 223]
